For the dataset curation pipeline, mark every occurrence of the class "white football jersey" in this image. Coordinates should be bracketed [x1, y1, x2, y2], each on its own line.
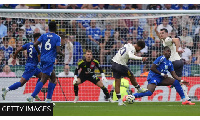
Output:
[112, 43, 142, 66]
[162, 37, 181, 61]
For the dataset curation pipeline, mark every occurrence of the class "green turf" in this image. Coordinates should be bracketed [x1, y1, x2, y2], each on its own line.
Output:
[53, 102, 200, 116]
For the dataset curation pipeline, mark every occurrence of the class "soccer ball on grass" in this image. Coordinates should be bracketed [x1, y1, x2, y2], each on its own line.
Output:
[126, 95, 135, 104]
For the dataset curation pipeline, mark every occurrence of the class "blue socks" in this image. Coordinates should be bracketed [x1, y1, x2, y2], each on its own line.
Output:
[173, 80, 185, 99]
[133, 90, 153, 98]
[31, 82, 43, 98]
[8, 82, 22, 90]
[46, 82, 56, 99]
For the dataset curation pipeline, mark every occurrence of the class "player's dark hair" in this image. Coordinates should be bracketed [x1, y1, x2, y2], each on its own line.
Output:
[33, 33, 41, 40]
[163, 46, 170, 51]
[160, 28, 168, 33]
[48, 21, 57, 32]
[136, 41, 145, 49]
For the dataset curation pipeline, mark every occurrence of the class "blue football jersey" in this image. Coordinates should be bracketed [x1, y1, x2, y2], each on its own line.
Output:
[22, 42, 39, 66]
[147, 56, 174, 79]
[38, 32, 61, 63]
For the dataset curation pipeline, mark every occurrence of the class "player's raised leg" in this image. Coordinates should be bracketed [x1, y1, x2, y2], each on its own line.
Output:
[2, 77, 27, 100]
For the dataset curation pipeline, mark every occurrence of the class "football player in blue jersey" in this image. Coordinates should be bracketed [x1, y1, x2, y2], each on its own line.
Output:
[123, 46, 195, 105]
[2, 33, 42, 101]
[27, 21, 64, 103]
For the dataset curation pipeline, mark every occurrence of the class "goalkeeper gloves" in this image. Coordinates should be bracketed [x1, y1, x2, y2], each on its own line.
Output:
[73, 75, 78, 85]
[101, 73, 108, 83]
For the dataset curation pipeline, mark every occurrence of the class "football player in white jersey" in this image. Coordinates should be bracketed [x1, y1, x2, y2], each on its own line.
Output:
[154, 24, 191, 101]
[112, 41, 148, 105]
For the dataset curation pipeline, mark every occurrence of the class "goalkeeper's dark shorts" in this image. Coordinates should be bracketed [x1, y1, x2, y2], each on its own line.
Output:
[172, 60, 184, 77]
[111, 62, 133, 79]
[78, 74, 100, 85]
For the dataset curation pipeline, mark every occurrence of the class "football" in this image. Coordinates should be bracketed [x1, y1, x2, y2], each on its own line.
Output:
[126, 95, 135, 104]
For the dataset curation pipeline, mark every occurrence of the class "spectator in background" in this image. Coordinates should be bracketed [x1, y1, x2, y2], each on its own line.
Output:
[15, 4, 29, 9]
[0, 65, 16, 77]
[124, 4, 132, 10]
[57, 4, 68, 9]
[86, 20, 102, 57]
[0, 49, 6, 72]
[7, 28, 16, 48]
[157, 17, 173, 34]
[179, 27, 193, 47]
[140, 65, 150, 77]
[192, 42, 200, 64]
[81, 4, 94, 9]
[146, 4, 162, 10]
[115, 19, 129, 43]
[131, 30, 140, 43]
[101, 22, 115, 38]
[16, 29, 28, 44]
[69, 35, 83, 65]
[97, 4, 105, 9]
[64, 36, 73, 65]
[0, 36, 13, 62]
[142, 30, 155, 48]
[135, 4, 143, 10]
[129, 19, 143, 40]
[100, 30, 116, 65]
[21, 19, 36, 41]
[67, 4, 79, 9]
[189, 4, 200, 10]
[108, 4, 121, 10]
[57, 64, 74, 77]
[0, 4, 13, 9]
[173, 4, 188, 10]
[162, 4, 173, 10]
[193, 28, 200, 53]
[180, 41, 192, 64]
[144, 18, 157, 39]
[0, 17, 7, 44]
[11, 22, 18, 38]
[171, 17, 181, 36]
[35, 19, 48, 32]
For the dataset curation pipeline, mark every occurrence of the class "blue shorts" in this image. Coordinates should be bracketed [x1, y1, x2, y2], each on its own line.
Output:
[147, 76, 164, 86]
[40, 61, 54, 76]
[22, 65, 41, 81]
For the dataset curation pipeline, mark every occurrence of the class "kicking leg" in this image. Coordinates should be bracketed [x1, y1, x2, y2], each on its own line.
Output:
[2, 77, 27, 100]
[133, 83, 156, 98]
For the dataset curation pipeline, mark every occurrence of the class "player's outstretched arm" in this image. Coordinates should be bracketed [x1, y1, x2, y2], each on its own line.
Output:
[34, 41, 41, 55]
[154, 23, 162, 40]
[172, 38, 184, 54]
[12, 47, 24, 66]
[170, 71, 189, 86]
[94, 60, 108, 83]
[56, 46, 64, 57]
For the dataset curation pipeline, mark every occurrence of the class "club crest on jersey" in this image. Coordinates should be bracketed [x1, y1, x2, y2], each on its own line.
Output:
[90, 62, 95, 69]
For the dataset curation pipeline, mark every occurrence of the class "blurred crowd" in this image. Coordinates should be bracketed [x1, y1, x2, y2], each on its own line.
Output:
[0, 4, 200, 75]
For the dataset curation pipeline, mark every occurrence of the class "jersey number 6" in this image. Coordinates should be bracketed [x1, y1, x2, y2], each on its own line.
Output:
[45, 39, 51, 50]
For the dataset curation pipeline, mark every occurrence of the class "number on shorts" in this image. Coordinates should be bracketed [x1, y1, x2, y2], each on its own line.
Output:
[29, 45, 33, 58]
[120, 47, 126, 56]
[45, 39, 51, 50]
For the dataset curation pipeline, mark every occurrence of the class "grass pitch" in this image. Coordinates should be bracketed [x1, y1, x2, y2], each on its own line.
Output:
[53, 102, 200, 116]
